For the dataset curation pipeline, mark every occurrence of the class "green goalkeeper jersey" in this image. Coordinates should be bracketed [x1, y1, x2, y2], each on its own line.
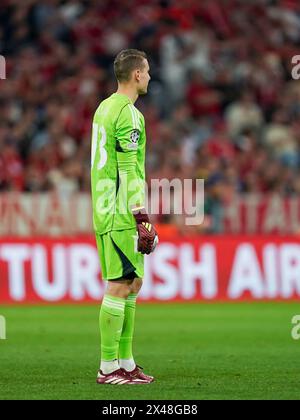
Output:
[91, 92, 146, 235]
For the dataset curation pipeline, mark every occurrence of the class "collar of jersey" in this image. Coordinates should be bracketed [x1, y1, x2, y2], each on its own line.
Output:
[112, 92, 133, 103]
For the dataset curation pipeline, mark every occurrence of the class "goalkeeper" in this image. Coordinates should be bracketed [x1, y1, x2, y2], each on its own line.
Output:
[91, 49, 158, 385]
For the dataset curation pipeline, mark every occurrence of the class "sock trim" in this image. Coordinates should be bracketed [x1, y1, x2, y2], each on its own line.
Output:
[102, 296, 125, 311]
[105, 294, 126, 303]
[102, 300, 124, 310]
[126, 294, 137, 302]
[102, 303, 124, 311]
[103, 296, 125, 306]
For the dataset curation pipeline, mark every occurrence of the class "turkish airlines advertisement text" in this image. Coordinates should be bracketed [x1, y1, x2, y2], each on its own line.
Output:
[0, 236, 300, 303]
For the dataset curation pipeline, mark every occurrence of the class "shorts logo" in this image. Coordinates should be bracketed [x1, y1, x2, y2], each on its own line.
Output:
[130, 130, 140, 144]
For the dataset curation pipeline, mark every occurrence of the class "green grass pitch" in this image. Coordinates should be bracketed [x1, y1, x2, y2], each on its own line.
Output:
[0, 302, 300, 400]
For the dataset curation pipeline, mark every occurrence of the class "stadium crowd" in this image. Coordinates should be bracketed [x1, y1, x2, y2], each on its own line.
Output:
[1, 0, 300, 232]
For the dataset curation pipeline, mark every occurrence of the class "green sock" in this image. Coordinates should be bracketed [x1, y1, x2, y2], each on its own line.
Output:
[99, 294, 125, 361]
[119, 294, 137, 360]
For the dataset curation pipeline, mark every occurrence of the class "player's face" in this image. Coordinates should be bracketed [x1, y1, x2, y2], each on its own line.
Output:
[137, 59, 151, 95]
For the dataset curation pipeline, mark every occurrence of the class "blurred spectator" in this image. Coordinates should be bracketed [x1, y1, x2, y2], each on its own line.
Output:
[225, 91, 264, 138]
[1, 0, 300, 234]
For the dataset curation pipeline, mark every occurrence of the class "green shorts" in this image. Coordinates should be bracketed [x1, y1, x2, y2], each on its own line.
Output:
[95, 228, 144, 281]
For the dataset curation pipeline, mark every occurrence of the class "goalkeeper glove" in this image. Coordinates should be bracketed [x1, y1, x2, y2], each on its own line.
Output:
[132, 207, 158, 255]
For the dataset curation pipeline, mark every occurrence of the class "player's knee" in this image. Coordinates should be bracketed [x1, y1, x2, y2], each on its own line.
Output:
[131, 278, 143, 294]
[106, 281, 132, 299]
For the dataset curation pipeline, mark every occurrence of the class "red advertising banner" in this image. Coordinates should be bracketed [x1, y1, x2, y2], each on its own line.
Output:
[2, 193, 300, 236]
[0, 236, 300, 303]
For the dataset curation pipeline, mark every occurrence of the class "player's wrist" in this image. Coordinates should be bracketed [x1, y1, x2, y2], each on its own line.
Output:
[131, 206, 150, 225]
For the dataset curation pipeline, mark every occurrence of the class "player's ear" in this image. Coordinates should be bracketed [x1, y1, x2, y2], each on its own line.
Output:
[135, 69, 141, 82]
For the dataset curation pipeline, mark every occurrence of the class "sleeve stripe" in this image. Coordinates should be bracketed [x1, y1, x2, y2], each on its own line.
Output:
[128, 105, 138, 130]
[133, 106, 141, 131]
[129, 104, 141, 131]
[134, 107, 141, 131]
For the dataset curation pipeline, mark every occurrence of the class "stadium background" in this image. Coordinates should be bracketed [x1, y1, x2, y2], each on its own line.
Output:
[1, 0, 300, 400]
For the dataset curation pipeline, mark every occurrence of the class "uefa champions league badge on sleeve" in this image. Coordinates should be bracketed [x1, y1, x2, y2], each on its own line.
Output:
[130, 129, 140, 144]
[128, 130, 140, 150]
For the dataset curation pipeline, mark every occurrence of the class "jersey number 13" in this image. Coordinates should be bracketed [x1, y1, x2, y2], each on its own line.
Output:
[91, 123, 107, 170]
